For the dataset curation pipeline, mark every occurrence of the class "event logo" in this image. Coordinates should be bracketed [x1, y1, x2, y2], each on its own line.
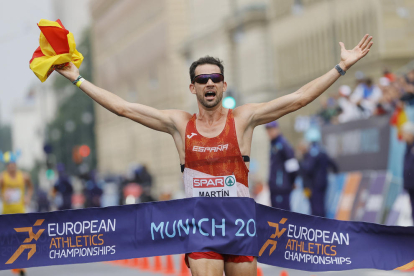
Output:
[6, 219, 45, 264]
[259, 218, 287, 256]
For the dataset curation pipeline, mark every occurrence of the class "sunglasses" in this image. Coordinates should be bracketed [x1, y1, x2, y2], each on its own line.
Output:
[192, 73, 224, 84]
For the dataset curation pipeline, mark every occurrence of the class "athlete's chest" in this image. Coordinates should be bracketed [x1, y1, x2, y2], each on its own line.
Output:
[194, 117, 228, 138]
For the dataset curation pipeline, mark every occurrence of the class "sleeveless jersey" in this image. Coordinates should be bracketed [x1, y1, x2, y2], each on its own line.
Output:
[183, 109, 250, 198]
[1, 171, 25, 214]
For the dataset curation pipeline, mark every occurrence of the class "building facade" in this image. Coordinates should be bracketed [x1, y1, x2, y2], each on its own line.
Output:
[90, 0, 190, 194]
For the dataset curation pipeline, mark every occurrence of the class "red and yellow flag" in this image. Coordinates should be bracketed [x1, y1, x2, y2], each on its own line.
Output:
[29, 19, 83, 82]
[390, 105, 408, 140]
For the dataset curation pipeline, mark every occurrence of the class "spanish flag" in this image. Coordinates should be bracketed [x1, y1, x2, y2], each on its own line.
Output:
[29, 19, 83, 82]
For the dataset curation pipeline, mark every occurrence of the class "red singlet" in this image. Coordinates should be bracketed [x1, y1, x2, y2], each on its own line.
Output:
[182, 109, 253, 266]
[183, 109, 250, 198]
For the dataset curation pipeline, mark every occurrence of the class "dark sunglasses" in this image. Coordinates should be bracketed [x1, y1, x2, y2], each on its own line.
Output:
[192, 73, 224, 84]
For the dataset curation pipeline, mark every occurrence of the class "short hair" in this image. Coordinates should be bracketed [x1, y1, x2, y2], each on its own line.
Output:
[189, 56, 224, 82]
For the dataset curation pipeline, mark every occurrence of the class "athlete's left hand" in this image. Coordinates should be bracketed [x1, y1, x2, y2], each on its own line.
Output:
[338, 34, 373, 71]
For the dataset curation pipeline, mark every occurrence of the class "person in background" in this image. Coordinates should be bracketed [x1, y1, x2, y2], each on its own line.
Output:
[337, 85, 361, 123]
[37, 188, 50, 212]
[52, 163, 73, 210]
[0, 155, 33, 276]
[351, 78, 382, 117]
[383, 68, 396, 83]
[84, 170, 103, 208]
[134, 165, 155, 203]
[317, 96, 340, 124]
[299, 128, 338, 217]
[401, 121, 414, 223]
[297, 140, 312, 200]
[0, 159, 33, 215]
[266, 121, 299, 210]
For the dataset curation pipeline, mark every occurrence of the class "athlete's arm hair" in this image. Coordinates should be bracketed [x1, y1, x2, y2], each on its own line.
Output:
[56, 63, 185, 134]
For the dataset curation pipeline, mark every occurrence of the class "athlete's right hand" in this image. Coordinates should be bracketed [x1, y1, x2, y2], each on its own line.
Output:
[55, 62, 79, 82]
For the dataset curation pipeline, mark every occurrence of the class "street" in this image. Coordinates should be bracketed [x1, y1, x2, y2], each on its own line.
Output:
[0, 255, 408, 276]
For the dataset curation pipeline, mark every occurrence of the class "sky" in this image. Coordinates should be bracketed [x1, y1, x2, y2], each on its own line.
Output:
[0, 0, 54, 123]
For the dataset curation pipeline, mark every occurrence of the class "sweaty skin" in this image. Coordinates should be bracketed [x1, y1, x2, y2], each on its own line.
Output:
[57, 35, 373, 276]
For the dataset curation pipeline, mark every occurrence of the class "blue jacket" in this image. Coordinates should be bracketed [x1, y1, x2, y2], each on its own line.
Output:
[300, 143, 338, 191]
[268, 135, 297, 193]
[54, 175, 73, 209]
[404, 142, 414, 190]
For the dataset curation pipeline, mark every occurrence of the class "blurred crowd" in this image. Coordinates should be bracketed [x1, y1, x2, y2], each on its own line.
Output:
[1, 162, 157, 215]
[317, 68, 414, 125]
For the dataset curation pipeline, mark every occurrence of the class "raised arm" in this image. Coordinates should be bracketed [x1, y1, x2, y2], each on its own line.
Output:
[56, 63, 186, 134]
[245, 34, 373, 127]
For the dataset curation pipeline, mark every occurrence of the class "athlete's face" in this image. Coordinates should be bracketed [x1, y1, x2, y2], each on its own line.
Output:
[6, 163, 16, 174]
[190, 64, 227, 109]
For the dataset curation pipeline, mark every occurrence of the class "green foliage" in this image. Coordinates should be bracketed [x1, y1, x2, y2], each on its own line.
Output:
[0, 124, 12, 153]
[46, 28, 96, 175]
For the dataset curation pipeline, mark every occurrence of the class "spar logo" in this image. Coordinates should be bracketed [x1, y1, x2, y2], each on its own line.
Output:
[225, 176, 235, 186]
[6, 219, 45, 264]
[193, 176, 236, 188]
[259, 218, 287, 256]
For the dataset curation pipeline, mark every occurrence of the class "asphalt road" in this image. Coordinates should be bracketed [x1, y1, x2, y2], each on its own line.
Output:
[0, 256, 409, 276]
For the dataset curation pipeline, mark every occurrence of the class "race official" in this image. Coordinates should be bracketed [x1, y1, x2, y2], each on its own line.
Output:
[299, 129, 338, 217]
[266, 121, 298, 210]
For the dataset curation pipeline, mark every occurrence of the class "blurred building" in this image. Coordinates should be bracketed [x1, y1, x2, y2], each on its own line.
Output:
[11, 1, 91, 174]
[12, 84, 56, 170]
[52, 0, 91, 42]
[90, 0, 190, 193]
[90, 0, 414, 194]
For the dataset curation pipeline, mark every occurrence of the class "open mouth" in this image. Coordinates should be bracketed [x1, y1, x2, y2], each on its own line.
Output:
[205, 91, 216, 101]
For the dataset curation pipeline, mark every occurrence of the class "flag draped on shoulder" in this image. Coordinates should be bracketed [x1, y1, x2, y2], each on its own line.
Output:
[29, 19, 83, 82]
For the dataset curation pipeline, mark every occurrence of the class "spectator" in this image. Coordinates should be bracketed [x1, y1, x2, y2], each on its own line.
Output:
[317, 96, 340, 124]
[337, 85, 362, 123]
[351, 78, 383, 117]
[52, 164, 73, 210]
[383, 69, 396, 82]
[37, 189, 50, 212]
[400, 71, 414, 105]
[84, 170, 103, 208]
[376, 77, 399, 115]
[134, 165, 153, 188]
[401, 121, 414, 223]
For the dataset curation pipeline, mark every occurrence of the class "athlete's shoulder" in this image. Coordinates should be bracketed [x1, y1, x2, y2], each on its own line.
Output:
[167, 110, 192, 122]
[233, 103, 258, 121]
[164, 109, 193, 133]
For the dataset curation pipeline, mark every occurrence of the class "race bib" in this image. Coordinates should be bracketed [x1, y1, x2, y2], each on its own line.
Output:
[5, 188, 22, 204]
[192, 175, 237, 197]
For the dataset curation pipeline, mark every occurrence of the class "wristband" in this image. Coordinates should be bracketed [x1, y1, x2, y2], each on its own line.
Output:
[76, 78, 85, 88]
[335, 64, 346, 76]
[72, 75, 82, 85]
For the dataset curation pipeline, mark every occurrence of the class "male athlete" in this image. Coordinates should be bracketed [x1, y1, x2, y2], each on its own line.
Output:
[57, 34, 373, 276]
[0, 158, 34, 276]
